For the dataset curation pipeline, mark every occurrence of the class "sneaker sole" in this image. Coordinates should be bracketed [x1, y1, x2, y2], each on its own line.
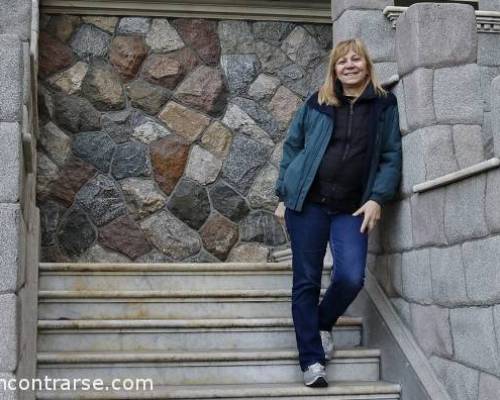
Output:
[305, 376, 328, 388]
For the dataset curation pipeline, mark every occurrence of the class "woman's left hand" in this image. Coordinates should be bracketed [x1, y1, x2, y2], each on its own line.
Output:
[352, 200, 381, 234]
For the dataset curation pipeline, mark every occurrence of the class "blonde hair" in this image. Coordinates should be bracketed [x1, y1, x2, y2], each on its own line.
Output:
[318, 38, 386, 106]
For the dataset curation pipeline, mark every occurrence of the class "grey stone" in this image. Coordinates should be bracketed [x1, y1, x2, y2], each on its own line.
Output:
[308, 57, 329, 95]
[381, 199, 413, 252]
[395, 3, 477, 76]
[402, 68, 435, 130]
[120, 177, 166, 220]
[102, 110, 133, 144]
[40, 200, 66, 247]
[479, 66, 500, 112]
[247, 163, 280, 211]
[281, 26, 323, 68]
[145, 19, 184, 53]
[433, 64, 483, 125]
[401, 132, 425, 195]
[444, 174, 488, 244]
[221, 54, 259, 95]
[248, 74, 281, 102]
[401, 248, 432, 304]
[430, 246, 468, 306]
[218, 20, 255, 54]
[38, 85, 55, 123]
[372, 255, 396, 297]
[478, 33, 500, 67]
[167, 178, 210, 230]
[479, 0, 500, 11]
[209, 180, 250, 222]
[0, 123, 21, 202]
[0, 35, 23, 122]
[410, 303, 453, 358]
[222, 134, 271, 195]
[72, 131, 116, 172]
[48, 61, 89, 95]
[231, 97, 280, 141]
[418, 125, 458, 180]
[185, 145, 222, 185]
[387, 253, 403, 297]
[393, 80, 409, 135]
[126, 80, 171, 115]
[140, 210, 201, 260]
[270, 141, 284, 168]
[332, 0, 393, 21]
[81, 62, 126, 111]
[111, 141, 151, 180]
[411, 188, 447, 247]
[303, 24, 333, 50]
[0, 294, 17, 372]
[390, 297, 411, 327]
[184, 249, 220, 263]
[135, 249, 172, 263]
[222, 105, 274, 147]
[36, 152, 60, 201]
[430, 356, 479, 400]
[0, 0, 31, 40]
[490, 76, 500, 154]
[463, 236, 500, 304]
[117, 17, 151, 35]
[0, 204, 22, 293]
[252, 21, 294, 46]
[52, 92, 101, 133]
[478, 372, 500, 400]
[277, 63, 309, 98]
[57, 207, 97, 257]
[450, 307, 500, 375]
[453, 125, 485, 169]
[374, 62, 398, 86]
[255, 41, 290, 74]
[227, 242, 270, 262]
[240, 211, 287, 246]
[132, 120, 171, 144]
[70, 24, 111, 59]
[485, 168, 500, 233]
[334, 10, 394, 62]
[75, 174, 127, 226]
[368, 223, 382, 255]
[78, 243, 131, 263]
[482, 112, 495, 159]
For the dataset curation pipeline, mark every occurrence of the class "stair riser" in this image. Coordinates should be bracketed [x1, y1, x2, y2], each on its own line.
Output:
[205, 396, 399, 400]
[39, 273, 332, 292]
[38, 359, 380, 386]
[37, 327, 362, 352]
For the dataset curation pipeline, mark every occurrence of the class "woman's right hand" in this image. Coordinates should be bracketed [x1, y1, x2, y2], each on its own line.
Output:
[274, 202, 286, 222]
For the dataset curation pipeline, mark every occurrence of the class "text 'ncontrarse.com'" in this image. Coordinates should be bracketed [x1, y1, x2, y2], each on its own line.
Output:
[0, 377, 154, 392]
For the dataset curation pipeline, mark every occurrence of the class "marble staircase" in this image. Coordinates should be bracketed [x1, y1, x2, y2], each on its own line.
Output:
[36, 262, 401, 399]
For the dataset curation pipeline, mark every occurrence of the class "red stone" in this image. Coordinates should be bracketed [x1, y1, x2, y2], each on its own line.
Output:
[38, 31, 75, 78]
[199, 213, 239, 260]
[150, 135, 190, 195]
[172, 19, 220, 65]
[109, 36, 148, 81]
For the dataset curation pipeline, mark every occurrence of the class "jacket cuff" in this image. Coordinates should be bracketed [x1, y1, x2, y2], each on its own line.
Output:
[368, 194, 384, 207]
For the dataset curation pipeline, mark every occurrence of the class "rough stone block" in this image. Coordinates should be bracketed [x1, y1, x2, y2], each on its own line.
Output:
[495, 305, 500, 368]
[381, 199, 413, 252]
[0, 204, 23, 293]
[410, 303, 453, 358]
[395, 3, 477, 76]
[0, 123, 22, 203]
[373, 255, 397, 297]
[331, 0, 393, 21]
[403, 68, 435, 130]
[480, 66, 500, 112]
[478, 33, 500, 67]
[453, 125, 486, 169]
[463, 236, 500, 304]
[401, 132, 425, 195]
[367, 222, 382, 254]
[390, 297, 411, 327]
[401, 248, 432, 304]
[444, 175, 488, 244]
[411, 188, 447, 247]
[434, 64, 483, 125]
[491, 76, 500, 155]
[430, 356, 479, 400]
[450, 306, 500, 375]
[485, 168, 500, 233]
[333, 10, 394, 62]
[420, 125, 458, 180]
[0, 294, 17, 372]
[374, 62, 397, 85]
[0, 35, 23, 122]
[479, 0, 500, 11]
[0, 0, 31, 41]
[430, 246, 468, 306]
[482, 111, 495, 158]
[388, 252, 403, 297]
[392, 81, 409, 135]
[479, 372, 500, 400]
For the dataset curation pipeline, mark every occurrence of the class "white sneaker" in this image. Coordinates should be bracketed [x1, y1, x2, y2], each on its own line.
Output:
[303, 362, 328, 387]
[320, 330, 334, 360]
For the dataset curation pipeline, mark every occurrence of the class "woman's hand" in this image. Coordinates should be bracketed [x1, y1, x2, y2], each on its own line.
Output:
[352, 200, 381, 234]
[274, 202, 286, 223]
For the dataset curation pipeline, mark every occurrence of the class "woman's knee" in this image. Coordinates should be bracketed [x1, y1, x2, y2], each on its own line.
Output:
[334, 272, 365, 293]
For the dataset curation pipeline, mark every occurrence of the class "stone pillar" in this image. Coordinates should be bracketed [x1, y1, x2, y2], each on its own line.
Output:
[479, 0, 500, 11]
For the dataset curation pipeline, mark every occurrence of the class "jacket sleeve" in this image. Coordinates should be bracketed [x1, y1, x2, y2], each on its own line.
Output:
[274, 102, 307, 200]
[368, 104, 402, 206]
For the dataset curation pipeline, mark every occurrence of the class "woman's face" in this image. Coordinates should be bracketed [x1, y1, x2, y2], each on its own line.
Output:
[334, 49, 368, 89]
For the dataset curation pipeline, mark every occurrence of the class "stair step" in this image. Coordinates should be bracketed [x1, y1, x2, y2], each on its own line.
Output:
[39, 262, 330, 292]
[37, 348, 381, 386]
[36, 381, 401, 399]
[37, 317, 362, 352]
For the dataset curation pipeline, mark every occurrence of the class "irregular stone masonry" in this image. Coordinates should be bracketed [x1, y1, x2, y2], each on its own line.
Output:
[37, 15, 331, 262]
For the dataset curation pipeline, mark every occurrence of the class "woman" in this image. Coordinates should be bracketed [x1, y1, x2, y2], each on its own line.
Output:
[274, 38, 402, 388]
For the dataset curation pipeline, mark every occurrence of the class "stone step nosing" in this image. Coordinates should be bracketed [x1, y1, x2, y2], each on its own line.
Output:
[38, 348, 381, 364]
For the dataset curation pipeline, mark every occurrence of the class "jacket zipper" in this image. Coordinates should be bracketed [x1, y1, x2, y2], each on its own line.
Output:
[341, 101, 354, 162]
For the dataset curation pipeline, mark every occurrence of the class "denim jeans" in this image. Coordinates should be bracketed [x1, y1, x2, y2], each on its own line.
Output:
[285, 201, 368, 371]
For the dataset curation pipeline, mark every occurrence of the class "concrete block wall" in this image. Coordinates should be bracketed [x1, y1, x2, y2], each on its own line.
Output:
[0, 0, 40, 399]
[334, 2, 500, 399]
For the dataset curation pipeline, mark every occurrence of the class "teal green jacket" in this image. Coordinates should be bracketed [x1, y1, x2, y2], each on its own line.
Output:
[275, 90, 402, 212]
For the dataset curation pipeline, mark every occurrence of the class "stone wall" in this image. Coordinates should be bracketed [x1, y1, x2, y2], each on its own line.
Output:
[0, 0, 40, 399]
[36, 15, 333, 263]
[334, 2, 500, 399]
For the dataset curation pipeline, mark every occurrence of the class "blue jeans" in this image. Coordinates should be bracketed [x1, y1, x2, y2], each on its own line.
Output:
[285, 201, 368, 371]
